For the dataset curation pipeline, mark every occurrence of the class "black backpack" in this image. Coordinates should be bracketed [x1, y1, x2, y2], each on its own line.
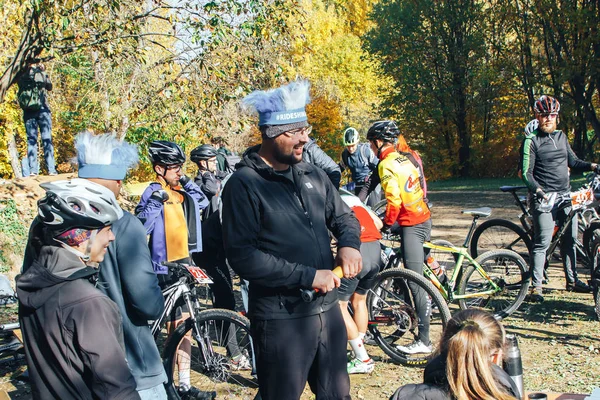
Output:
[219, 153, 241, 174]
[17, 68, 46, 111]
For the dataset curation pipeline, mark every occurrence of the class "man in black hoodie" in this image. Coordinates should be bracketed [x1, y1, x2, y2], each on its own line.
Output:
[221, 80, 362, 400]
[17, 179, 140, 400]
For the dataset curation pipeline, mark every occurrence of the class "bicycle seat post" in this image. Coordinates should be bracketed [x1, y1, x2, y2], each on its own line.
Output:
[464, 215, 480, 248]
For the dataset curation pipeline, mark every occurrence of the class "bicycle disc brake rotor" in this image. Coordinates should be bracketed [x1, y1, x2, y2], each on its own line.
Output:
[204, 353, 231, 383]
[390, 303, 417, 335]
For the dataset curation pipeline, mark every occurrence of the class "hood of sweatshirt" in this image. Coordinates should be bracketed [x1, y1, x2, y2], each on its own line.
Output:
[17, 246, 98, 310]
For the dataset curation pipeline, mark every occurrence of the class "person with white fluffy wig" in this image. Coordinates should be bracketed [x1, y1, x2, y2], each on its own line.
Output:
[221, 80, 363, 400]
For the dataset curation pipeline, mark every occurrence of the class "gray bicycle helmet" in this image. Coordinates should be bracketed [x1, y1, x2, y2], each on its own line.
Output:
[366, 120, 400, 142]
[343, 128, 359, 146]
[148, 140, 186, 165]
[38, 179, 123, 235]
[190, 144, 218, 163]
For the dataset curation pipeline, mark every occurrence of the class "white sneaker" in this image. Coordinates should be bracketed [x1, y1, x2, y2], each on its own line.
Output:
[395, 340, 433, 355]
[347, 358, 374, 374]
[230, 354, 252, 371]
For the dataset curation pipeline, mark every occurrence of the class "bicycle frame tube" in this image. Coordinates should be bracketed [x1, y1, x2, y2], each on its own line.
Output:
[423, 242, 501, 301]
[151, 282, 188, 336]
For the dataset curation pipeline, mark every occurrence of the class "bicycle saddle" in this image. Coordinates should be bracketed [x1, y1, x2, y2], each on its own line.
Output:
[500, 186, 527, 193]
[461, 207, 492, 217]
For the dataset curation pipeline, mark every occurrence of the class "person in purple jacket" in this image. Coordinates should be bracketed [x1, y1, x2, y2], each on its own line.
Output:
[135, 140, 209, 400]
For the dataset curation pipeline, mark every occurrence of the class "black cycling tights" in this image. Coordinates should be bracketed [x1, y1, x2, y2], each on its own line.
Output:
[399, 219, 432, 345]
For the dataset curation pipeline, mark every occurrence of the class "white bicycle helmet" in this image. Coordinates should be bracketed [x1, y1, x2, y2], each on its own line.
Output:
[343, 127, 360, 146]
[39, 179, 123, 235]
[524, 119, 539, 135]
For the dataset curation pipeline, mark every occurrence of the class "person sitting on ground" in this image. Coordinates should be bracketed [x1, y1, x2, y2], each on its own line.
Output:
[390, 309, 519, 400]
[17, 180, 140, 400]
[338, 190, 384, 374]
[135, 140, 209, 400]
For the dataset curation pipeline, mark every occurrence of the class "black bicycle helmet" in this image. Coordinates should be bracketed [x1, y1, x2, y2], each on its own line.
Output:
[148, 140, 186, 165]
[190, 144, 218, 163]
[533, 95, 560, 114]
[38, 179, 123, 236]
[366, 120, 400, 142]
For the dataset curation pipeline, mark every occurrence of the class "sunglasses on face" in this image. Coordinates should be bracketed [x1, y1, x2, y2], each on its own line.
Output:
[165, 164, 183, 173]
[282, 125, 313, 138]
[539, 113, 558, 120]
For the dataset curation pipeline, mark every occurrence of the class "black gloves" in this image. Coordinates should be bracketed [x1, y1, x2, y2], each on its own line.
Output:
[179, 175, 191, 186]
[150, 189, 169, 203]
[381, 223, 392, 234]
[593, 164, 600, 174]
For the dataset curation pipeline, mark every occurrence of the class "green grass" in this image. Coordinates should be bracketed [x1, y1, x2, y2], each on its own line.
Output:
[428, 173, 590, 192]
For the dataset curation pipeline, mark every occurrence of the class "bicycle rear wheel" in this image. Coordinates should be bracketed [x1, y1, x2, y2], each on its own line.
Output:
[162, 309, 258, 399]
[458, 249, 529, 320]
[366, 268, 451, 366]
[470, 219, 532, 262]
[590, 238, 600, 321]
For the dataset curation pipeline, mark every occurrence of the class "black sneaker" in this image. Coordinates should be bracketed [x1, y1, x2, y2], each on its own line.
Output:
[566, 280, 591, 293]
[177, 385, 217, 400]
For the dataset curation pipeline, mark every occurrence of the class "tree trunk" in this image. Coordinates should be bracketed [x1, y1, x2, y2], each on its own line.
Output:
[0, 12, 39, 104]
[7, 133, 22, 179]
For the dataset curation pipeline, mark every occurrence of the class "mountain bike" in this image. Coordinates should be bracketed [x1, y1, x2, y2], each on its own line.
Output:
[365, 266, 452, 366]
[470, 173, 600, 283]
[380, 207, 530, 322]
[152, 262, 257, 399]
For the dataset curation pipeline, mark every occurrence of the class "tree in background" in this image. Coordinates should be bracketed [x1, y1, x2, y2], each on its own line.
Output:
[285, 0, 389, 161]
[0, 0, 298, 179]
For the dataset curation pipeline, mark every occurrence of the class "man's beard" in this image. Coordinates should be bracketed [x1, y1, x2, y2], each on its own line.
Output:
[273, 143, 303, 165]
[539, 120, 557, 134]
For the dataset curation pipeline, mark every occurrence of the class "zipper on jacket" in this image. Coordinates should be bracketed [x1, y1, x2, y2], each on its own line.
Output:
[278, 293, 284, 309]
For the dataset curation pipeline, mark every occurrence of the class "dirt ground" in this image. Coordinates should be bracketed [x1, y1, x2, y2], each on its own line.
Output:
[0, 177, 598, 399]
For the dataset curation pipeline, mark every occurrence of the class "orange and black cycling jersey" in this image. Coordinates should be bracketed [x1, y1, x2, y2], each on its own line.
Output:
[378, 146, 430, 227]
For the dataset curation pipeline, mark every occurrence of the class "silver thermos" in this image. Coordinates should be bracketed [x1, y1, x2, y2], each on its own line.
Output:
[504, 333, 524, 400]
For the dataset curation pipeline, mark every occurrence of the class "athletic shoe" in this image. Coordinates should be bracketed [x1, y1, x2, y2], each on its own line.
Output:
[526, 287, 544, 303]
[230, 354, 252, 371]
[347, 358, 374, 374]
[566, 280, 591, 293]
[395, 340, 433, 355]
[177, 385, 216, 400]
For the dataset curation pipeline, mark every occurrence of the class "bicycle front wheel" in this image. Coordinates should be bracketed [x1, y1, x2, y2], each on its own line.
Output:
[162, 309, 258, 399]
[367, 268, 451, 366]
[458, 249, 529, 320]
[470, 219, 532, 262]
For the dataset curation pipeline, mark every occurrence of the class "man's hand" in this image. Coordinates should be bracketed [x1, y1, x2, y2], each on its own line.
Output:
[179, 175, 191, 186]
[592, 163, 600, 174]
[335, 247, 362, 279]
[535, 188, 548, 201]
[150, 190, 169, 203]
[311, 270, 341, 293]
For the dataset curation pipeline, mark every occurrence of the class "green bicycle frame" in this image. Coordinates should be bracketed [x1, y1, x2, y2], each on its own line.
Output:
[422, 242, 501, 303]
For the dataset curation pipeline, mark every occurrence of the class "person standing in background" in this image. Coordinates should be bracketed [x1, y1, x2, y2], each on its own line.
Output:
[17, 61, 56, 177]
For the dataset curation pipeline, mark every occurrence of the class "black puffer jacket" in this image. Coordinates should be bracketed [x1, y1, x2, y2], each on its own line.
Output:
[390, 354, 519, 400]
[302, 138, 342, 189]
[221, 148, 361, 320]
